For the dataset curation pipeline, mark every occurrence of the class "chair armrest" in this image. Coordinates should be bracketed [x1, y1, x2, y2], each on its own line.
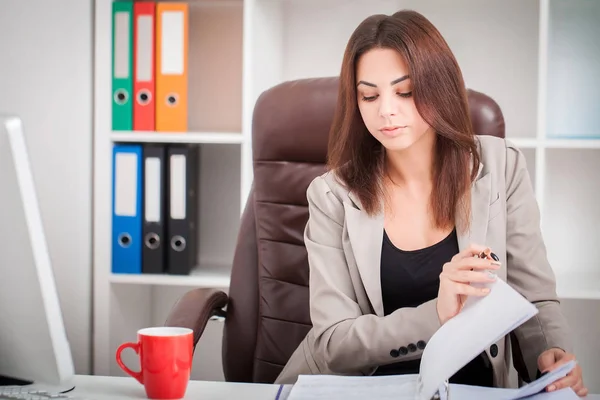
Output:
[164, 288, 228, 347]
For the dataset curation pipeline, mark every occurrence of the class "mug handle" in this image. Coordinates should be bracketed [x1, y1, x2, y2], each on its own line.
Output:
[116, 342, 143, 384]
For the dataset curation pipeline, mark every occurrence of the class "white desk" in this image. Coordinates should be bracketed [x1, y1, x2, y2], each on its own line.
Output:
[65, 375, 600, 400]
[68, 375, 281, 399]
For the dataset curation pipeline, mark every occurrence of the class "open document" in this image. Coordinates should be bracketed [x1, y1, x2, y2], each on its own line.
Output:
[284, 277, 579, 400]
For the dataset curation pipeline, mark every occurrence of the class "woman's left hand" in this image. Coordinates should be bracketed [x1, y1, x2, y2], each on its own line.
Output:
[538, 348, 588, 397]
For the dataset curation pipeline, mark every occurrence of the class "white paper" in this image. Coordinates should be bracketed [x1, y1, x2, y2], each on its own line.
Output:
[510, 360, 577, 399]
[525, 388, 580, 400]
[287, 374, 418, 400]
[286, 365, 579, 400]
[418, 277, 539, 399]
[447, 385, 578, 400]
[447, 361, 577, 400]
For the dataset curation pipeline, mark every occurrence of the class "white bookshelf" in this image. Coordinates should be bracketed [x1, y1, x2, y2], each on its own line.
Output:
[93, 0, 600, 378]
[544, 139, 600, 149]
[110, 131, 244, 144]
[109, 261, 231, 287]
[93, 0, 246, 378]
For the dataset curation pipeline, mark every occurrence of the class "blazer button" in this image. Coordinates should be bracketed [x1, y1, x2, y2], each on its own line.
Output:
[399, 346, 408, 356]
[408, 343, 417, 353]
[417, 340, 426, 350]
[490, 344, 498, 358]
[390, 349, 400, 358]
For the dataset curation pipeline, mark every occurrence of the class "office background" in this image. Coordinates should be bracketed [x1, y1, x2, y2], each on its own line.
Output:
[1, 0, 599, 392]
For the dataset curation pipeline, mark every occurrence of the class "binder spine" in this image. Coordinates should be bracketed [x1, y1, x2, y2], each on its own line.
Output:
[155, 2, 189, 132]
[166, 145, 198, 275]
[142, 144, 166, 274]
[112, 1, 134, 130]
[111, 144, 142, 274]
[133, 2, 156, 131]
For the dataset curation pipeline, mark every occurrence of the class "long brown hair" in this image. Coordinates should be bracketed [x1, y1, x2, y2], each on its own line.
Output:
[327, 10, 480, 232]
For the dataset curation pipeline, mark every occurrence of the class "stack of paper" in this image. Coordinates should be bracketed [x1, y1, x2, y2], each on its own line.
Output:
[283, 368, 578, 400]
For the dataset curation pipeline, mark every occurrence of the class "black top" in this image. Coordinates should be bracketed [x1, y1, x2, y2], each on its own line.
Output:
[373, 228, 494, 387]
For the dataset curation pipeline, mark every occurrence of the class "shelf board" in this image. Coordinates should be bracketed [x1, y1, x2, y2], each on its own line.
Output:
[109, 262, 232, 288]
[111, 131, 244, 144]
[556, 274, 600, 300]
[544, 138, 600, 149]
[190, 0, 242, 5]
[504, 138, 600, 149]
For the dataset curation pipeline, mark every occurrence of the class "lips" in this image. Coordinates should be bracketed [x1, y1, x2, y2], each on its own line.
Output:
[379, 126, 407, 138]
[381, 126, 406, 131]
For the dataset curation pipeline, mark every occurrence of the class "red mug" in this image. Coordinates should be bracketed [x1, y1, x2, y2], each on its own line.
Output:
[116, 327, 194, 399]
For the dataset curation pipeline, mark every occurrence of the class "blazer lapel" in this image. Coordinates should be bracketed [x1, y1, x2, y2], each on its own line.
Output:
[344, 195, 385, 317]
[457, 163, 492, 253]
[343, 161, 492, 318]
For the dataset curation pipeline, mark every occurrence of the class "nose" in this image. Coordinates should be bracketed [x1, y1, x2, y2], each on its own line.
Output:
[378, 93, 398, 118]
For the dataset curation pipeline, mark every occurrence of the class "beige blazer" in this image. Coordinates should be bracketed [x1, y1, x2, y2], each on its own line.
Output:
[275, 135, 573, 388]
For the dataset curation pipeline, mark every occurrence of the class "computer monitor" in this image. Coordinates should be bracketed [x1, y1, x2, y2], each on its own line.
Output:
[0, 115, 75, 387]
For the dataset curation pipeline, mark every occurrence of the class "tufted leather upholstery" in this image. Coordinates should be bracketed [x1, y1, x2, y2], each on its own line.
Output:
[165, 77, 506, 384]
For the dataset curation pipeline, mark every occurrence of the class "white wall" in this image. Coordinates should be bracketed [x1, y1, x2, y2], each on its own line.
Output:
[0, 0, 93, 374]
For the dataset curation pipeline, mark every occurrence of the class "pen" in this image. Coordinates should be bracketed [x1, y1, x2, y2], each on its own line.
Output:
[477, 250, 499, 262]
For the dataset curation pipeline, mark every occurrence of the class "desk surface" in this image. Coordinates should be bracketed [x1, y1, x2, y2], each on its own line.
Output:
[69, 375, 281, 400]
[67, 375, 599, 400]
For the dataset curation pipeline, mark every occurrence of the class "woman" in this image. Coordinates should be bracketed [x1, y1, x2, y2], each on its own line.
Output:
[274, 9, 587, 397]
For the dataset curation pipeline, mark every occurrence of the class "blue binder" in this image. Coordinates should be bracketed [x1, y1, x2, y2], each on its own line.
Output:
[112, 144, 142, 274]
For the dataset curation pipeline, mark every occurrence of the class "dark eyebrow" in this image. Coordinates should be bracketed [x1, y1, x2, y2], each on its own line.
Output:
[390, 75, 410, 85]
[357, 80, 377, 88]
[357, 75, 410, 88]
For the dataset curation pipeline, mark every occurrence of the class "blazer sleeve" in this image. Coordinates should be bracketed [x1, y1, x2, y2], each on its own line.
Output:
[504, 141, 574, 382]
[304, 175, 442, 374]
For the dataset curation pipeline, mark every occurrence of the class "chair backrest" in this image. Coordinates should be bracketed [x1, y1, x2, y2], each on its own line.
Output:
[222, 77, 505, 383]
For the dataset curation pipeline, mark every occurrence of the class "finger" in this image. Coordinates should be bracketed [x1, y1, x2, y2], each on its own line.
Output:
[442, 270, 496, 284]
[541, 353, 575, 373]
[576, 386, 589, 397]
[548, 375, 578, 392]
[447, 282, 491, 297]
[538, 351, 558, 371]
[442, 258, 498, 273]
[452, 244, 490, 261]
[571, 380, 585, 395]
[457, 257, 501, 271]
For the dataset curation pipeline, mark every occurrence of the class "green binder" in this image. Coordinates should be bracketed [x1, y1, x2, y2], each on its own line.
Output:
[112, 1, 133, 131]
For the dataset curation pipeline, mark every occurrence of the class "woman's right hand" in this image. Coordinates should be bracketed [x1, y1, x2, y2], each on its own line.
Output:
[437, 244, 501, 325]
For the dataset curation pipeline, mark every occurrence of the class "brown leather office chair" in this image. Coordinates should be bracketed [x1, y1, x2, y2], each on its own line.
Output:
[165, 77, 506, 384]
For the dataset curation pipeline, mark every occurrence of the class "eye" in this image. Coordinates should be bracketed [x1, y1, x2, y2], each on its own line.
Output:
[361, 95, 378, 102]
[398, 91, 413, 98]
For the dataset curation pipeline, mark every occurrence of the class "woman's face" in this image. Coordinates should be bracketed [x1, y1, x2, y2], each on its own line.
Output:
[356, 47, 434, 152]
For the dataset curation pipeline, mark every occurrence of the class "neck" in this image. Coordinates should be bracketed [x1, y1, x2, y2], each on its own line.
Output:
[385, 129, 436, 189]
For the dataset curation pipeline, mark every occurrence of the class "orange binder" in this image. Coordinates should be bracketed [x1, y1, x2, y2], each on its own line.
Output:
[155, 3, 188, 132]
[133, 2, 156, 131]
